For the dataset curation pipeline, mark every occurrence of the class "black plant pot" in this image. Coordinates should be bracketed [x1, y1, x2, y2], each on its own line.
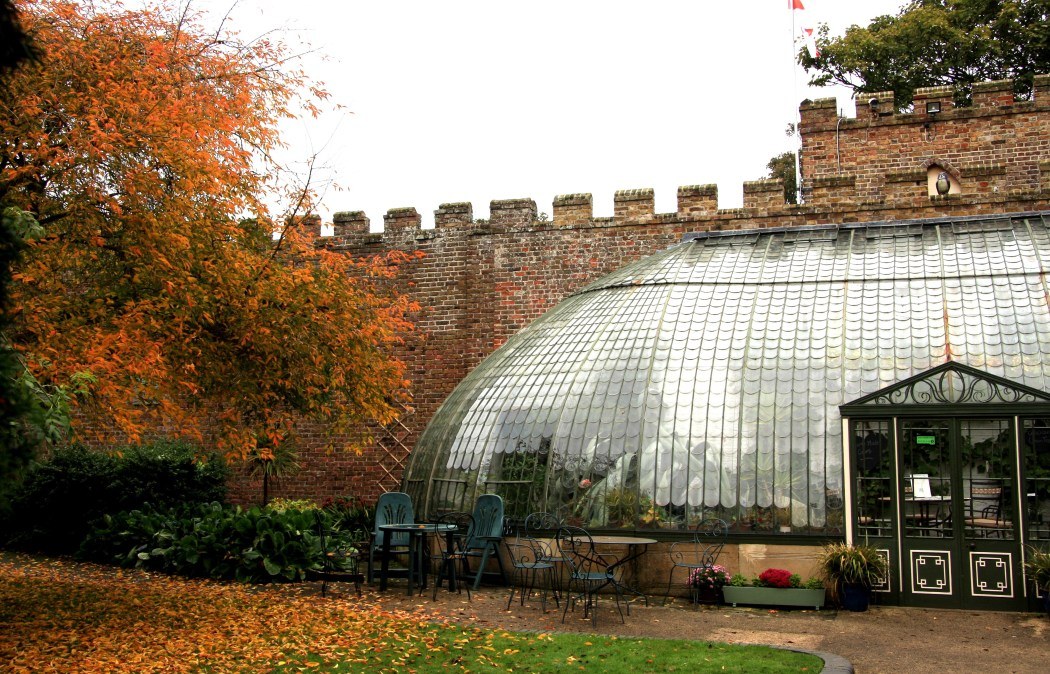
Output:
[840, 583, 870, 612]
[691, 586, 723, 605]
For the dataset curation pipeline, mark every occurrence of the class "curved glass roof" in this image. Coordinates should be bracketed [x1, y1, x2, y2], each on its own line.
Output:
[403, 212, 1050, 533]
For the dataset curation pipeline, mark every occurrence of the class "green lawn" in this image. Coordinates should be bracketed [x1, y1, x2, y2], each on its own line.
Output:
[0, 553, 820, 673]
[275, 628, 821, 673]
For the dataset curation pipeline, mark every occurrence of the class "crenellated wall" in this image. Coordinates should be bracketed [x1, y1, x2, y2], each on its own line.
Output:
[227, 75, 1050, 507]
[800, 74, 1050, 205]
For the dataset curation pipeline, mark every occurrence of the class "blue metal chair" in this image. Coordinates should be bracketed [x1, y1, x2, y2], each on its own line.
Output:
[368, 491, 415, 584]
[523, 511, 567, 593]
[463, 494, 507, 589]
[556, 525, 624, 626]
[662, 518, 728, 606]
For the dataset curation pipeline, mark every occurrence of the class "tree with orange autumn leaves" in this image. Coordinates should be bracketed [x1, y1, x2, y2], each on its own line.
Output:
[0, 0, 421, 461]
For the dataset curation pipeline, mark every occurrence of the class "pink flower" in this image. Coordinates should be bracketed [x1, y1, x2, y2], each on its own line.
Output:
[579, 479, 591, 489]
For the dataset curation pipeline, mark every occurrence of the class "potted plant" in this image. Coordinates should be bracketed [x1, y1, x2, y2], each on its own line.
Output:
[817, 542, 888, 612]
[721, 569, 826, 610]
[1024, 546, 1050, 617]
[604, 488, 653, 528]
[687, 564, 731, 604]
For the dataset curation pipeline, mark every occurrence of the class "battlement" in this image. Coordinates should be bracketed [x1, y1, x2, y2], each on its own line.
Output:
[801, 74, 1050, 127]
[320, 74, 1050, 243]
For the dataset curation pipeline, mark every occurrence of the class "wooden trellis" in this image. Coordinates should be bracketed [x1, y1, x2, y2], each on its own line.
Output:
[374, 403, 414, 492]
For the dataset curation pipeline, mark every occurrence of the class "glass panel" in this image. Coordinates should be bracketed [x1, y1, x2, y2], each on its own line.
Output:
[1022, 420, 1050, 541]
[961, 419, 1014, 541]
[899, 420, 953, 538]
[852, 420, 893, 538]
[484, 440, 550, 522]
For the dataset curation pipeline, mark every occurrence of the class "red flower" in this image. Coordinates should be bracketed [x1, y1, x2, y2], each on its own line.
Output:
[758, 568, 793, 588]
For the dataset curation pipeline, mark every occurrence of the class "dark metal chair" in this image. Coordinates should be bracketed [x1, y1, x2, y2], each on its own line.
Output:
[313, 510, 367, 597]
[431, 511, 475, 600]
[523, 511, 567, 592]
[556, 525, 624, 626]
[505, 534, 559, 612]
[966, 479, 1012, 537]
[523, 511, 563, 536]
[662, 518, 728, 606]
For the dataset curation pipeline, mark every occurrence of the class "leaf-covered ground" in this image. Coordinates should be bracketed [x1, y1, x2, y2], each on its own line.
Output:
[0, 553, 461, 673]
[0, 553, 819, 673]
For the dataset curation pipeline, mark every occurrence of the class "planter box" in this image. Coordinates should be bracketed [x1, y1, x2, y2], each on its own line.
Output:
[722, 586, 825, 610]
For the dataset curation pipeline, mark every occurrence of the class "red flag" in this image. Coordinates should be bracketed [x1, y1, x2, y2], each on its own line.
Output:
[802, 27, 819, 58]
[791, 0, 819, 57]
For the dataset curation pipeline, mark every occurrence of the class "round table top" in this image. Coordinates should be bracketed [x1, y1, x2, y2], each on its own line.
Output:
[589, 535, 657, 545]
[378, 523, 457, 533]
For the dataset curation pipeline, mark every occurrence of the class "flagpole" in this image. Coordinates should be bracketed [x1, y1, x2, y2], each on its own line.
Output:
[790, 1, 803, 204]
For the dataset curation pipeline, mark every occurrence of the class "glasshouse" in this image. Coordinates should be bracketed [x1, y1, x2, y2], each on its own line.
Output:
[402, 210, 1050, 610]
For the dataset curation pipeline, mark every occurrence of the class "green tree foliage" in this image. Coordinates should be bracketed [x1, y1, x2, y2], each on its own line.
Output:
[765, 152, 798, 205]
[800, 0, 1050, 109]
[0, 2, 44, 501]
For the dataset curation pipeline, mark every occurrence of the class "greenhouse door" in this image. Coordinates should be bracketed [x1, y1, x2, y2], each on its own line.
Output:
[896, 418, 1025, 611]
[842, 362, 1050, 612]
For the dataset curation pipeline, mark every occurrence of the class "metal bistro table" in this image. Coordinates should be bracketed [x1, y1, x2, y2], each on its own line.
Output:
[883, 495, 957, 534]
[589, 535, 657, 606]
[378, 522, 458, 596]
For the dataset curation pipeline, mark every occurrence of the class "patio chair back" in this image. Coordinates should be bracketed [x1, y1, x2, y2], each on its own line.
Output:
[694, 518, 729, 565]
[374, 491, 414, 547]
[522, 512, 562, 537]
[967, 479, 1012, 536]
[464, 494, 507, 588]
[368, 491, 414, 583]
[522, 511, 568, 589]
[466, 494, 504, 548]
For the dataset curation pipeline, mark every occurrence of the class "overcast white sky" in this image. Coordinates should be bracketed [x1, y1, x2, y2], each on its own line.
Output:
[193, 0, 906, 228]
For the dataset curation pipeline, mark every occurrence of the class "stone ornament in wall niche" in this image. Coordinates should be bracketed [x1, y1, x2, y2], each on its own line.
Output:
[927, 165, 961, 196]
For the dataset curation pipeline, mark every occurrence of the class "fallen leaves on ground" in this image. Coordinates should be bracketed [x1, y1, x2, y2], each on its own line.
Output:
[0, 552, 500, 673]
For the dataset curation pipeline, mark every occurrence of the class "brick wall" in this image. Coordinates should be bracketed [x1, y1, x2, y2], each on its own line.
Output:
[226, 75, 1050, 506]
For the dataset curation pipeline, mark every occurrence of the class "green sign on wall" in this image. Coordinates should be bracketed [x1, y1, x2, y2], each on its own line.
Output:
[916, 435, 936, 445]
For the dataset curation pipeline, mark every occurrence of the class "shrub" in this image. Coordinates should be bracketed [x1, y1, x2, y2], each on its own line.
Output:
[110, 440, 228, 509]
[267, 498, 319, 513]
[804, 576, 826, 590]
[322, 495, 375, 532]
[1024, 545, 1050, 593]
[758, 568, 794, 588]
[79, 502, 358, 583]
[817, 542, 888, 588]
[2, 441, 228, 554]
